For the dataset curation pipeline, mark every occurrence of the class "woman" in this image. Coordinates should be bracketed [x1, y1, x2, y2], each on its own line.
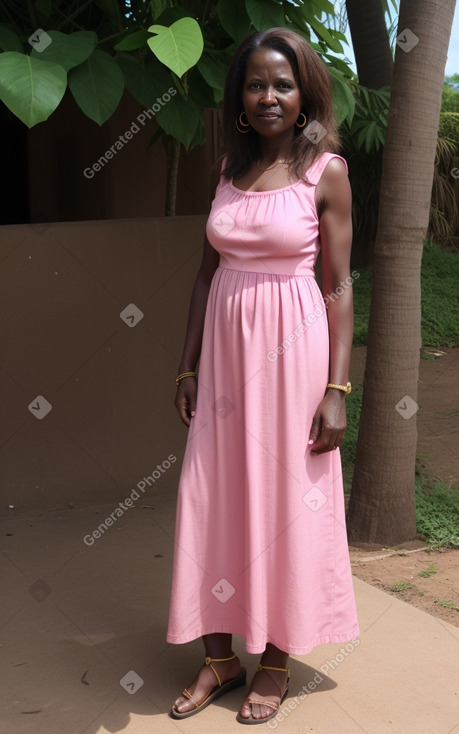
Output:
[167, 27, 359, 725]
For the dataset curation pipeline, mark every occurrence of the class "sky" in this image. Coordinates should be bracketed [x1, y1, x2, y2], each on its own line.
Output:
[340, 2, 459, 77]
[445, 3, 459, 76]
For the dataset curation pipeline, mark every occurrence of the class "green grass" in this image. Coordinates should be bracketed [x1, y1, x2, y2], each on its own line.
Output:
[341, 385, 363, 493]
[344, 241, 459, 538]
[420, 241, 459, 346]
[434, 599, 459, 611]
[390, 581, 413, 592]
[341, 400, 459, 545]
[415, 466, 459, 547]
[352, 240, 459, 348]
[418, 565, 438, 578]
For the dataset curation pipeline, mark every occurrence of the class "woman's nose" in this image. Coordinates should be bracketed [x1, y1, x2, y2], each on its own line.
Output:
[260, 88, 277, 105]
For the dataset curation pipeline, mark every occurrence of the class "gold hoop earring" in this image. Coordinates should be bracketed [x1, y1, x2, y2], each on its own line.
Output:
[295, 112, 307, 128]
[236, 111, 251, 134]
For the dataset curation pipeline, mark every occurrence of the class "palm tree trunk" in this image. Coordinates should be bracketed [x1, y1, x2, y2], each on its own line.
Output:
[347, 0, 456, 545]
[346, 0, 393, 88]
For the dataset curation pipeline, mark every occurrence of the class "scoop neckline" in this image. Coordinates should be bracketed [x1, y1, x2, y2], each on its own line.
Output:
[229, 177, 305, 195]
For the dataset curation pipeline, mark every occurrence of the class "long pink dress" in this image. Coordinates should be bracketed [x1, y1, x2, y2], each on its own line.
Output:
[167, 152, 359, 655]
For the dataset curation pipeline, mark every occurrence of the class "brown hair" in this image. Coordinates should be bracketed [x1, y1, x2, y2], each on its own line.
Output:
[222, 27, 340, 181]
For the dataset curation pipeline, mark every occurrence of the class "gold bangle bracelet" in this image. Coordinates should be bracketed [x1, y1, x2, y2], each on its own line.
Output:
[175, 371, 197, 386]
[327, 381, 352, 395]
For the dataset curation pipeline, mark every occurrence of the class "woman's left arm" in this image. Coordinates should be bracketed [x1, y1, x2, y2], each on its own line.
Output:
[308, 157, 353, 455]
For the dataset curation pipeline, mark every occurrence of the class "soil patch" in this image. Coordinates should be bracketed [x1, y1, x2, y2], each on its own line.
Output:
[350, 542, 459, 627]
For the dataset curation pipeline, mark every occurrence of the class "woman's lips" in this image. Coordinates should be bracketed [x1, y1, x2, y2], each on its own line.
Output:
[257, 113, 281, 119]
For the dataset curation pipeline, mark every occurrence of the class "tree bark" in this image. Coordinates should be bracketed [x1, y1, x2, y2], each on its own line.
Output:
[165, 138, 181, 216]
[347, 0, 456, 545]
[346, 0, 393, 88]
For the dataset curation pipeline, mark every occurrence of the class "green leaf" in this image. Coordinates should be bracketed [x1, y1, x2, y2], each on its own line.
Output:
[146, 126, 163, 150]
[0, 52, 67, 127]
[35, 0, 52, 17]
[93, 0, 118, 17]
[187, 117, 206, 147]
[0, 25, 22, 52]
[282, 4, 309, 36]
[153, 4, 192, 25]
[309, 0, 335, 13]
[245, 0, 284, 31]
[197, 49, 231, 90]
[170, 71, 187, 98]
[216, 0, 252, 42]
[147, 18, 204, 78]
[114, 29, 150, 51]
[360, 86, 370, 107]
[324, 53, 354, 78]
[331, 29, 347, 43]
[155, 91, 201, 148]
[188, 67, 220, 109]
[68, 49, 124, 125]
[309, 41, 325, 53]
[356, 127, 367, 149]
[214, 87, 224, 105]
[30, 30, 97, 72]
[308, 15, 343, 54]
[328, 67, 355, 126]
[150, 0, 170, 21]
[117, 54, 173, 109]
[364, 121, 377, 153]
[374, 125, 386, 147]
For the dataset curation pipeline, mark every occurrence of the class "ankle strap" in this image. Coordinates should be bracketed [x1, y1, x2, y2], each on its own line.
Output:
[258, 663, 290, 674]
[205, 653, 237, 687]
[205, 653, 237, 664]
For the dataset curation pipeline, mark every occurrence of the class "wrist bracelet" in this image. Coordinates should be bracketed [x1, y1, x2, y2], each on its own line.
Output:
[176, 371, 197, 386]
[327, 381, 352, 395]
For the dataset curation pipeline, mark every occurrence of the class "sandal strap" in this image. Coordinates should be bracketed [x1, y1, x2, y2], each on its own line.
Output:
[257, 664, 290, 699]
[246, 698, 279, 712]
[181, 688, 200, 709]
[258, 664, 290, 674]
[205, 652, 237, 687]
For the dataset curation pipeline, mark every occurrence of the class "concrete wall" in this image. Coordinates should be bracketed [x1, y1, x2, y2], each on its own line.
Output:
[0, 216, 206, 515]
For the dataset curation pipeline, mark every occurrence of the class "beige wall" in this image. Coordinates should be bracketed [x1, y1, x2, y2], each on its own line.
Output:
[0, 216, 207, 514]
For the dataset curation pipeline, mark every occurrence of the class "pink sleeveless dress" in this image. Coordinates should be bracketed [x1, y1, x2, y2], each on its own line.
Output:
[167, 152, 359, 654]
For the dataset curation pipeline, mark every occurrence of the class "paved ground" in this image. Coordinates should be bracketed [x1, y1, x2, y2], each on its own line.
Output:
[2, 346, 459, 733]
[2, 493, 459, 734]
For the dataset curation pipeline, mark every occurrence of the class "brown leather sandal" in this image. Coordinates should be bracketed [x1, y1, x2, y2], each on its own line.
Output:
[170, 653, 247, 719]
[236, 663, 290, 725]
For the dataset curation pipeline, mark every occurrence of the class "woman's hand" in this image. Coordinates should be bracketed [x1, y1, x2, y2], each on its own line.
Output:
[308, 389, 346, 454]
[174, 377, 197, 427]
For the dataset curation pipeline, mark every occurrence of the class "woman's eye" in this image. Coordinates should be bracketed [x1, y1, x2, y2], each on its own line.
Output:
[247, 81, 292, 90]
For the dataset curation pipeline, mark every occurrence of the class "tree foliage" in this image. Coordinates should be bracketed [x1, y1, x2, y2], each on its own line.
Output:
[0, 0, 356, 140]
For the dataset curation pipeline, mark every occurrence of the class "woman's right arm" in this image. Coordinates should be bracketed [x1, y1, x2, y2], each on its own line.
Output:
[174, 162, 222, 426]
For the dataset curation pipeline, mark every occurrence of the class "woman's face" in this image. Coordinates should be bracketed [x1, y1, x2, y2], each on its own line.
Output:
[242, 47, 303, 139]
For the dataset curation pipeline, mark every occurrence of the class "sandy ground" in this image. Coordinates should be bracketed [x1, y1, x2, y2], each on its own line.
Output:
[349, 542, 459, 627]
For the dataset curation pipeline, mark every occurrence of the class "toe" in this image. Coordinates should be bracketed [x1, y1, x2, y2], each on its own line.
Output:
[173, 696, 193, 713]
[250, 702, 274, 720]
[238, 700, 253, 719]
[260, 704, 274, 719]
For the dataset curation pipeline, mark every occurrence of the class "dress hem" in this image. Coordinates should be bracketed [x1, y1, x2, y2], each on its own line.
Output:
[166, 625, 360, 656]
